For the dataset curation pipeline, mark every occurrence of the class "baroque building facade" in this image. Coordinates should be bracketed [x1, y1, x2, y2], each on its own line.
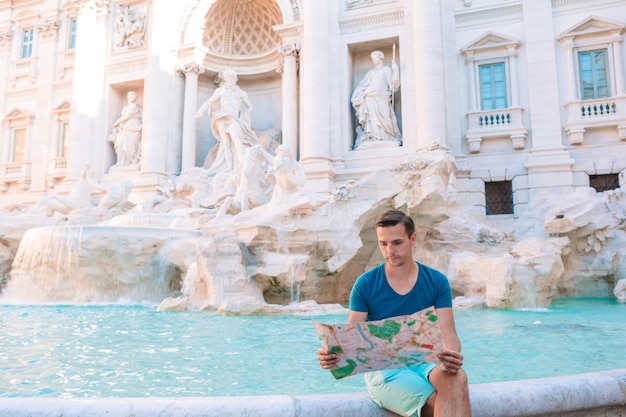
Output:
[1, 0, 625, 219]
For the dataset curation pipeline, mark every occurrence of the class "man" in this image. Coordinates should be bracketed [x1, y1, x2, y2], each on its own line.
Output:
[317, 209, 471, 417]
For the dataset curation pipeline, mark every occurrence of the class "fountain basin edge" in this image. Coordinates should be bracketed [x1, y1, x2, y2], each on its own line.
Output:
[1, 369, 624, 417]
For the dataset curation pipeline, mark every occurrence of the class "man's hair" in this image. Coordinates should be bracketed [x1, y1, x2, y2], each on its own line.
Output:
[375, 209, 415, 237]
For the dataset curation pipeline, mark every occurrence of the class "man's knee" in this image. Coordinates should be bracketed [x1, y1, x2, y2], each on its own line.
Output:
[429, 366, 469, 394]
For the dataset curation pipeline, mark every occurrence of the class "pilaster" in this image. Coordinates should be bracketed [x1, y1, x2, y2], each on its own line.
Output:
[66, 0, 108, 181]
[522, 0, 574, 199]
[411, 0, 447, 150]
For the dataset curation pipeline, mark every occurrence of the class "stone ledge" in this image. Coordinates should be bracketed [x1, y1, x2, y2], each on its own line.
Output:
[0, 369, 624, 417]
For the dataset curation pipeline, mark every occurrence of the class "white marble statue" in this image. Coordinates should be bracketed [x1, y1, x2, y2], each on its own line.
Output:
[109, 91, 143, 168]
[351, 50, 401, 149]
[217, 145, 273, 216]
[269, 144, 305, 200]
[196, 69, 259, 174]
[86, 174, 135, 220]
[31, 164, 94, 217]
[114, 4, 146, 50]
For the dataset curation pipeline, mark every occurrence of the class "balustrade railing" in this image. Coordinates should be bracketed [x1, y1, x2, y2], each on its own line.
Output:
[0, 161, 32, 190]
[464, 106, 528, 153]
[564, 96, 626, 144]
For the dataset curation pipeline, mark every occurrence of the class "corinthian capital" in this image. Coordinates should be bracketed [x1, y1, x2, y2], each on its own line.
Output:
[69, 0, 110, 15]
[36, 19, 60, 41]
[178, 60, 205, 76]
[278, 43, 300, 58]
[0, 28, 12, 51]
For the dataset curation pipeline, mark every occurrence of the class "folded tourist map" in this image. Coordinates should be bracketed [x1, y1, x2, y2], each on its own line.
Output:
[313, 307, 443, 379]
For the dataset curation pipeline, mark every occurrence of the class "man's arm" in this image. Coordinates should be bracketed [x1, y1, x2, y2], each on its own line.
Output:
[317, 310, 367, 369]
[435, 307, 464, 374]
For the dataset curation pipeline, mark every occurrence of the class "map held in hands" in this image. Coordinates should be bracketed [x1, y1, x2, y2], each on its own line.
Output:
[313, 307, 442, 379]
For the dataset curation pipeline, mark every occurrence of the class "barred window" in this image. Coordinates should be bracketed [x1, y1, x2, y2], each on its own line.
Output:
[485, 180, 513, 215]
[589, 174, 619, 193]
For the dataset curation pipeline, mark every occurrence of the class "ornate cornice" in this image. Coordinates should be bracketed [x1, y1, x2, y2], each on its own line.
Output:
[455, 4, 523, 23]
[345, 0, 399, 11]
[339, 10, 403, 34]
[201, 50, 284, 76]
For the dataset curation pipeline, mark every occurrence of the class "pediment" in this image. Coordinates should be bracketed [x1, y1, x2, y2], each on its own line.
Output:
[559, 16, 626, 41]
[3, 108, 34, 121]
[460, 32, 521, 56]
[12, 9, 39, 24]
[52, 100, 71, 113]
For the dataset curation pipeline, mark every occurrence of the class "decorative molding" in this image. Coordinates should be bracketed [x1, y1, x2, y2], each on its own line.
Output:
[339, 10, 404, 34]
[461, 31, 522, 58]
[455, 4, 523, 23]
[0, 27, 12, 51]
[345, 0, 399, 10]
[67, 0, 110, 15]
[552, 0, 597, 7]
[36, 19, 60, 41]
[278, 43, 300, 58]
[201, 50, 283, 76]
[178, 60, 204, 77]
[273, 22, 302, 50]
[290, 0, 301, 21]
[558, 15, 625, 42]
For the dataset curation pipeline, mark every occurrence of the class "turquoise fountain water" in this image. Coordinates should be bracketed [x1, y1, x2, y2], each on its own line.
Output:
[1, 298, 624, 398]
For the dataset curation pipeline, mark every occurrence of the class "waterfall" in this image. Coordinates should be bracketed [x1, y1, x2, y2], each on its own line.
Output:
[1, 225, 199, 304]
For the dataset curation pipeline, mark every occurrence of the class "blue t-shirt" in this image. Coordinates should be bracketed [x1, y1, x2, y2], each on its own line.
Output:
[350, 262, 452, 321]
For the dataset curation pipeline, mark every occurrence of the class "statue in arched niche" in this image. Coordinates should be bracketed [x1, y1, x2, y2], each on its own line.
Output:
[351, 50, 402, 149]
[108, 91, 143, 169]
[195, 69, 259, 174]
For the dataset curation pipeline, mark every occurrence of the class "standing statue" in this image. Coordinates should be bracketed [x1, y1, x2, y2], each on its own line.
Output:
[196, 69, 259, 173]
[351, 50, 402, 149]
[109, 91, 143, 168]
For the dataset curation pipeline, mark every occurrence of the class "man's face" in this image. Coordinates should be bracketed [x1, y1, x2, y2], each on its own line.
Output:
[376, 223, 415, 268]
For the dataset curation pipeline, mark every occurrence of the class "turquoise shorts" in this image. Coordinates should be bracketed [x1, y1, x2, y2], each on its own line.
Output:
[364, 362, 437, 417]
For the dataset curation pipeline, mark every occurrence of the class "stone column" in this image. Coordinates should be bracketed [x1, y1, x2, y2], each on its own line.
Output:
[179, 61, 204, 172]
[29, 18, 60, 193]
[412, 0, 447, 149]
[140, 0, 181, 178]
[67, 0, 107, 181]
[278, 44, 299, 158]
[298, 0, 334, 193]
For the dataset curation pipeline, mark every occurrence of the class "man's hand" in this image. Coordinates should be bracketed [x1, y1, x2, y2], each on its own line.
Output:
[437, 348, 464, 374]
[317, 348, 339, 369]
